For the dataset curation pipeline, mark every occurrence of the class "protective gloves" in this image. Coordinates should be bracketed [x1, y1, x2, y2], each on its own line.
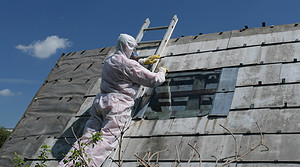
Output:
[144, 55, 160, 65]
[158, 66, 168, 74]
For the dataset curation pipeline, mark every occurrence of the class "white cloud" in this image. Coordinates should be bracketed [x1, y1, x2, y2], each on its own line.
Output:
[16, 35, 71, 59]
[0, 89, 21, 97]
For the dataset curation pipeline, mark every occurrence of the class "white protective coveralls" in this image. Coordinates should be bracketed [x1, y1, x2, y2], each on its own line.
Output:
[58, 34, 166, 167]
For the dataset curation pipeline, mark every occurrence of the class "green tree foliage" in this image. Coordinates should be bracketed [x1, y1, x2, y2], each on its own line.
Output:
[0, 127, 12, 148]
[35, 145, 52, 167]
[13, 145, 51, 167]
[63, 130, 102, 167]
[12, 128, 102, 167]
[13, 152, 29, 167]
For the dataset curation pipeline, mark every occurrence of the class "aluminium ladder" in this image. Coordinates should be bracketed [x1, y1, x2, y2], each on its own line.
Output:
[133, 15, 178, 118]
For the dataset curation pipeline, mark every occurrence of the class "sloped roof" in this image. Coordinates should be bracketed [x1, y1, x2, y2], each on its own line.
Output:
[1, 22, 300, 167]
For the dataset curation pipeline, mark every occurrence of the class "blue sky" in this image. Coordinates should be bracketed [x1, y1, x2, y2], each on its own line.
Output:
[1, 0, 300, 128]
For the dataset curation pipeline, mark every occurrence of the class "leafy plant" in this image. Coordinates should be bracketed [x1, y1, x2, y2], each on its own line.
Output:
[35, 145, 52, 167]
[13, 152, 29, 167]
[13, 127, 102, 167]
[13, 145, 51, 167]
[63, 127, 102, 167]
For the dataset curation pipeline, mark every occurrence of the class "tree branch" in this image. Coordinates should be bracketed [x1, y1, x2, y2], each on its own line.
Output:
[188, 143, 202, 167]
[219, 124, 238, 161]
[149, 148, 168, 162]
[175, 145, 181, 167]
[71, 127, 89, 167]
[219, 122, 266, 167]
[134, 154, 151, 167]
[185, 143, 196, 167]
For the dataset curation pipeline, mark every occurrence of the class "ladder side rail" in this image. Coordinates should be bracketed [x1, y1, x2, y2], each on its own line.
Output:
[151, 14, 178, 72]
[136, 18, 150, 43]
[135, 15, 178, 99]
[133, 15, 178, 118]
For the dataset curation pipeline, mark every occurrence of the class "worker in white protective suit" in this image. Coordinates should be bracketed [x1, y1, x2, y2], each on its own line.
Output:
[58, 34, 167, 167]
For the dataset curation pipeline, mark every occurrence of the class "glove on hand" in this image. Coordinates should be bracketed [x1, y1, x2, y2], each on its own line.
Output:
[144, 55, 160, 65]
[158, 66, 168, 74]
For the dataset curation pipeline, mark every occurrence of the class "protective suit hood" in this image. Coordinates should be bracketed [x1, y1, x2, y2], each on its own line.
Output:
[116, 34, 138, 58]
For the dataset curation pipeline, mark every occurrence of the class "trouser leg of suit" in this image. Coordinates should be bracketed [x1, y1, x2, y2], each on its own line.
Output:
[58, 103, 132, 167]
[86, 106, 132, 166]
[57, 113, 102, 167]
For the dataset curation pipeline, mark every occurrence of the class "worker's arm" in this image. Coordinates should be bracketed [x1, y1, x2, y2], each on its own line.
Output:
[123, 60, 166, 88]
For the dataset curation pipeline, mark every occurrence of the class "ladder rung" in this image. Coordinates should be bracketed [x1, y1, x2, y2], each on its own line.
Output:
[138, 40, 162, 45]
[144, 26, 169, 31]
